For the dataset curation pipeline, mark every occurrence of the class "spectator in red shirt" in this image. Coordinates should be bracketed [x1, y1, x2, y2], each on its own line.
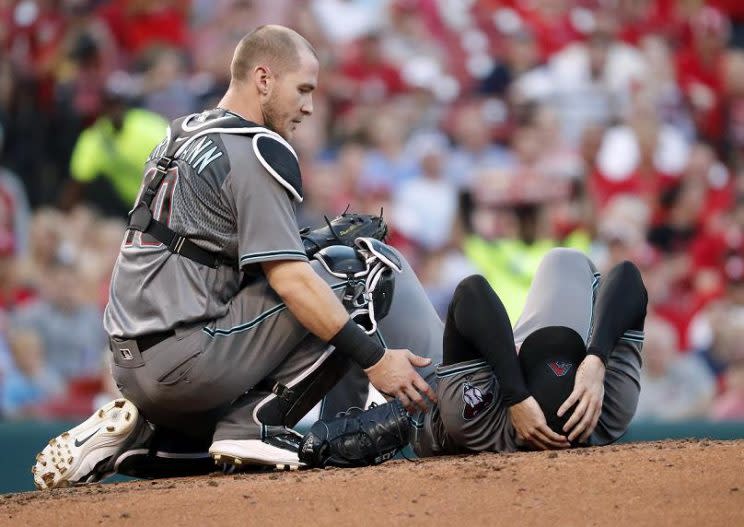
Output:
[1, 0, 67, 79]
[690, 196, 744, 302]
[97, 0, 187, 58]
[591, 91, 689, 211]
[482, 0, 581, 60]
[332, 32, 407, 114]
[676, 6, 730, 144]
[725, 50, 744, 167]
[615, 0, 682, 46]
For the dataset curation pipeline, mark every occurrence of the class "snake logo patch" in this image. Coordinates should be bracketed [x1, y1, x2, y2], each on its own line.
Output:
[547, 361, 573, 377]
[462, 380, 494, 420]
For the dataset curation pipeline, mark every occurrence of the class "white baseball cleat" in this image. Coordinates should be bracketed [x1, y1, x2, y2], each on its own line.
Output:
[32, 399, 141, 489]
[209, 427, 305, 471]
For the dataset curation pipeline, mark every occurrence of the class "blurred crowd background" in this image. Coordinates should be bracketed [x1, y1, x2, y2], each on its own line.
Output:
[1, 0, 744, 425]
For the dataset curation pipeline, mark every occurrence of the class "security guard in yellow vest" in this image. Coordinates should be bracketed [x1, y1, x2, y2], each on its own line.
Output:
[464, 202, 590, 321]
[63, 89, 167, 216]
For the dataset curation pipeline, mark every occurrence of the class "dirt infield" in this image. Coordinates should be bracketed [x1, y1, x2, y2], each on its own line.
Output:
[1, 439, 742, 527]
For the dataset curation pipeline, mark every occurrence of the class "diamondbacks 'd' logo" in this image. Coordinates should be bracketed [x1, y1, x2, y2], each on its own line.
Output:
[547, 361, 573, 377]
[462, 380, 494, 420]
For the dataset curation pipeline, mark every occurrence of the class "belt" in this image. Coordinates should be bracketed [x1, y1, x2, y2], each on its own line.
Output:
[135, 329, 176, 353]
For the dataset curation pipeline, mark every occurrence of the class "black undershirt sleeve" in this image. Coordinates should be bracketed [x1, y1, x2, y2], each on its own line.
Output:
[443, 275, 530, 406]
[586, 261, 648, 364]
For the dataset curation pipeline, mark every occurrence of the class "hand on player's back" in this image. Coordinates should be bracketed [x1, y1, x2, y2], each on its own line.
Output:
[557, 354, 606, 443]
[364, 349, 437, 413]
[509, 396, 571, 450]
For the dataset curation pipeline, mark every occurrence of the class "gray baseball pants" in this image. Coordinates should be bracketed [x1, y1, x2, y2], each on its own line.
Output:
[110, 248, 443, 443]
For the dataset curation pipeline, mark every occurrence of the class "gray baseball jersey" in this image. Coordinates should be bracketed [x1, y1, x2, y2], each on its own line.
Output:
[105, 109, 444, 442]
[413, 249, 644, 456]
[104, 109, 308, 338]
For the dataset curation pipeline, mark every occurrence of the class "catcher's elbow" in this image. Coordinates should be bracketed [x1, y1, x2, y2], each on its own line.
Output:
[264, 259, 316, 299]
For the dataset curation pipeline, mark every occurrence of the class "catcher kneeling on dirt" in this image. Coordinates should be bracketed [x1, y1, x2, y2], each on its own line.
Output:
[33, 24, 443, 490]
[33, 207, 442, 489]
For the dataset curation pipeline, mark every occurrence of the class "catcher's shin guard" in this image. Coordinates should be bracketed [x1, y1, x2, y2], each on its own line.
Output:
[299, 400, 411, 468]
[209, 344, 352, 470]
[254, 345, 353, 427]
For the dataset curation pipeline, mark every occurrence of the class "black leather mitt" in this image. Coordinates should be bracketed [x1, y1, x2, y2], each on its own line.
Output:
[300, 209, 388, 258]
[299, 400, 410, 468]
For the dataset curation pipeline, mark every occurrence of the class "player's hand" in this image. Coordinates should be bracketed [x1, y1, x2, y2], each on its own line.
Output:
[557, 354, 606, 443]
[509, 396, 570, 450]
[364, 349, 437, 413]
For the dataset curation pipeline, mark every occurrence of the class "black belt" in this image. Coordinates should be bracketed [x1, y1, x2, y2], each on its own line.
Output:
[136, 329, 176, 353]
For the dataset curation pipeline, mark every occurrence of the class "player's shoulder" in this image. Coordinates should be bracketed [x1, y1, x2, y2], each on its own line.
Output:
[213, 120, 302, 202]
[169, 109, 302, 201]
[250, 130, 302, 202]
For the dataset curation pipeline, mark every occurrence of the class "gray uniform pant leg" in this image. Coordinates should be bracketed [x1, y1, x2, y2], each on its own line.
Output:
[376, 247, 444, 385]
[414, 359, 519, 457]
[112, 260, 349, 441]
[320, 247, 444, 419]
[512, 248, 600, 348]
[511, 248, 642, 446]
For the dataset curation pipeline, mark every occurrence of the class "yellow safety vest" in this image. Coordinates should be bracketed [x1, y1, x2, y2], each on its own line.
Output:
[463, 232, 590, 323]
[70, 109, 168, 206]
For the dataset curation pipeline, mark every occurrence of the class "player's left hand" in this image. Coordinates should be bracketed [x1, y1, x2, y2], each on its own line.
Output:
[557, 354, 606, 443]
[509, 396, 570, 450]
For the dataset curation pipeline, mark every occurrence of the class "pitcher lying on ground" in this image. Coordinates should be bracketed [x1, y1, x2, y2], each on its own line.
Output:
[298, 248, 647, 466]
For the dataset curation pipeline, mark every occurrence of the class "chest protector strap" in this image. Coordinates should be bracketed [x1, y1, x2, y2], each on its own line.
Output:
[128, 151, 228, 268]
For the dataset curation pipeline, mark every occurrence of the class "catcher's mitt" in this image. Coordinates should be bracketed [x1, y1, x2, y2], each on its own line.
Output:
[300, 208, 388, 258]
[299, 400, 410, 468]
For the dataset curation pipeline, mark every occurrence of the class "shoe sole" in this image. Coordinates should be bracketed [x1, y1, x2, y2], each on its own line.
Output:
[209, 439, 304, 471]
[32, 399, 139, 490]
[211, 452, 301, 471]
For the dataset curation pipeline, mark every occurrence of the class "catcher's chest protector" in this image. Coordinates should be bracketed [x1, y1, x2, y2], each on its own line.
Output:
[127, 109, 302, 268]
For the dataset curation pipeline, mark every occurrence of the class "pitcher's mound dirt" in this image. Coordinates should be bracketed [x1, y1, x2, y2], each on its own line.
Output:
[1, 439, 742, 527]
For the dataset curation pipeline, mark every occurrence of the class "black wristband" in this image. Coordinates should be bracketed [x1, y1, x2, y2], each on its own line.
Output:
[329, 319, 385, 369]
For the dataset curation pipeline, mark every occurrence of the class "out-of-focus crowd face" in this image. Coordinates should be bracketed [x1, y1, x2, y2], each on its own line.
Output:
[1, 0, 744, 420]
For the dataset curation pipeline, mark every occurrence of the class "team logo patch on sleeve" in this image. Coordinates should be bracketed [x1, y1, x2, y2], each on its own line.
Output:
[547, 361, 573, 377]
[462, 380, 494, 420]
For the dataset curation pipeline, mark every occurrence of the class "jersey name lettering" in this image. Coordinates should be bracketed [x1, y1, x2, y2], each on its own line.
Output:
[180, 136, 224, 174]
[148, 137, 168, 162]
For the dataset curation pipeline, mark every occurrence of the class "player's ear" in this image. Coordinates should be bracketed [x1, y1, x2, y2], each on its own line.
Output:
[253, 65, 273, 98]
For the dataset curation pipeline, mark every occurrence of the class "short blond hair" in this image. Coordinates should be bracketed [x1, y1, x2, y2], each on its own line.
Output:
[230, 25, 317, 82]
